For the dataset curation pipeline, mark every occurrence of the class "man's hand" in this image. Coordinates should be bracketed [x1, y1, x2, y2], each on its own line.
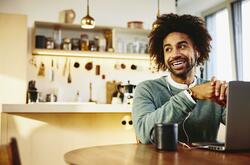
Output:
[190, 81, 215, 100]
[210, 76, 228, 106]
[190, 76, 228, 106]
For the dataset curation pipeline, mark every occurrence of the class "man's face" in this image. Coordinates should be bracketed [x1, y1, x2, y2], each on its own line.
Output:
[163, 32, 197, 78]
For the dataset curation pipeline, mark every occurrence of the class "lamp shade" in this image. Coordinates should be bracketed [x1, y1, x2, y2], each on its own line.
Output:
[81, 14, 95, 29]
[81, 0, 95, 29]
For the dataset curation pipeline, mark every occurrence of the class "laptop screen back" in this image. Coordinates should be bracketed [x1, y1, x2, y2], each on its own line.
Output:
[225, 81, 250, 150]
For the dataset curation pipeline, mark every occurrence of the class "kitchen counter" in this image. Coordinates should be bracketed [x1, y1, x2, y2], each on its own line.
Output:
[1, 102, 136, 165]
[2, 103, 132, 113]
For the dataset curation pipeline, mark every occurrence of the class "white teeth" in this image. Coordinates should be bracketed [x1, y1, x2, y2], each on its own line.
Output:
[172, 61, 184, 66]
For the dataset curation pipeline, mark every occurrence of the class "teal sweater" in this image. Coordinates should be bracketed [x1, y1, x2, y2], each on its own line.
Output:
[132, 76, 226, 144]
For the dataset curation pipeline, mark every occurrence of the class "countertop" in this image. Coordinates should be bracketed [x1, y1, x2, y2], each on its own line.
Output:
[2, 103, 132, 113]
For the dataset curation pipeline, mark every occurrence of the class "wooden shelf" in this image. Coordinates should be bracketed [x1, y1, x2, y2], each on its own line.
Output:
[33, 21, 150, 60]
[34, 21, 150, 33]
[32, 49, 150, 60]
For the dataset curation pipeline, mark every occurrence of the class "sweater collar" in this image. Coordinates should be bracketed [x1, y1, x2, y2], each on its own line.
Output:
[166, 74, 197, 89]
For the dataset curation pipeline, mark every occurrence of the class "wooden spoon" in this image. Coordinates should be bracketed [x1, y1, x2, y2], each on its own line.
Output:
[67, 60, 72, 83]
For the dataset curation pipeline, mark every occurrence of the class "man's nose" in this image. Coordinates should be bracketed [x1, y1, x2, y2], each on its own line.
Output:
[171, 48, 181, 57]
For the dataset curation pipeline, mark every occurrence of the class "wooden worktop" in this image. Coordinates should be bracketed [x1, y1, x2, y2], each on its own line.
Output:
[2, 103, 132, 113]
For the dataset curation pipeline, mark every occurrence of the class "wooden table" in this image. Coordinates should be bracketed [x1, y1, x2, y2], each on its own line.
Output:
[64, 143, 250, 165]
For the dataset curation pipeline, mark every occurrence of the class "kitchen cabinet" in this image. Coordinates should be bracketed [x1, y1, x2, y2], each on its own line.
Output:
[32, 21, 150, 60]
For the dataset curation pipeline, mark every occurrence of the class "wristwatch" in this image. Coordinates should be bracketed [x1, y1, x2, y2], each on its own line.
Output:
[186, 88, 196, 101]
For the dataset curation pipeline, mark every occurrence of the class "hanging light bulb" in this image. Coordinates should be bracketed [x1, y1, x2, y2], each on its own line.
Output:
[152, 0, 160, 29]
[81, 0, 95, 29]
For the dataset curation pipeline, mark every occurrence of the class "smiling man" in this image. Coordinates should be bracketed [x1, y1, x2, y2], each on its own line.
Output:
[132, 14, 228, 144]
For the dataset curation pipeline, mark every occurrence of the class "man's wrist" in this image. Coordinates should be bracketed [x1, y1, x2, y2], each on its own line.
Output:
[186, 88, 197, 101]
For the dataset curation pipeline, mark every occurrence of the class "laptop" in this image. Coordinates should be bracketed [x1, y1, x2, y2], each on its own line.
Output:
[192, 81, 250, 151]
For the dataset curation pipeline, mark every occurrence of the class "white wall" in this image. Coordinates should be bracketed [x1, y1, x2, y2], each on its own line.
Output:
[177, 0, 226, 16]
[0, 13, 27, 104]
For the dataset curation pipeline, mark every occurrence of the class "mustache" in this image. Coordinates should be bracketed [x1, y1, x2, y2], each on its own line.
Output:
[168, 55, 188, 63]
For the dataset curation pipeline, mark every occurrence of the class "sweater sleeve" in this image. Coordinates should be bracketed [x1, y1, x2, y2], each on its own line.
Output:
[132, 82, 196, 144]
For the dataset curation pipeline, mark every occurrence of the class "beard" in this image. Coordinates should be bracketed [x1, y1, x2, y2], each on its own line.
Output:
[166, 55, 196, 79]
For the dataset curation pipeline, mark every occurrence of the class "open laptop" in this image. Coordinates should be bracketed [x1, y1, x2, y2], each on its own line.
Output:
[192, 81, 250, 151]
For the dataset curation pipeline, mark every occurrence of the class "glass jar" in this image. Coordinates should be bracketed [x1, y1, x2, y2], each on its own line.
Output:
[71, 38, 80, 50]
[80, 34, 89, 51]
[46, 37, 54, 49]
[53, 27, 62, 49]
[62, 37, 72, 50]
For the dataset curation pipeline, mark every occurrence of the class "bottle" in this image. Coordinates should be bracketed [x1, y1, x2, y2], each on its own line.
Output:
[80, 34, 89, 51]
[53, 27, 62, 49]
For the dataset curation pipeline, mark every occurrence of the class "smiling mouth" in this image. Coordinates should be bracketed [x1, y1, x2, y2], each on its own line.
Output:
[171, 59, 186, 66]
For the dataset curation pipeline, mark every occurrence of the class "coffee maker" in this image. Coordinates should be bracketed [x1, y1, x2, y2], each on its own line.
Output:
[123, 81, 136, 105]
[26, 80, 38, 103]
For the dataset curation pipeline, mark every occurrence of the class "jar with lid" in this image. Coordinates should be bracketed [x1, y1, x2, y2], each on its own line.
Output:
[71, 38, 80, 50]
[62, 37, 72, 50]
[88, 37, 99, 51]
[88, 40, 97, 51]
[80, 34, 89, 51]
[94, 36, 100, 51]
[46, 37, 54, 49]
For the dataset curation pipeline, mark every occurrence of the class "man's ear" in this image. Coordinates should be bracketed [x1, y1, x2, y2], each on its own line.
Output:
[195, 49, 200, 58]
[196, 52, 200, 58]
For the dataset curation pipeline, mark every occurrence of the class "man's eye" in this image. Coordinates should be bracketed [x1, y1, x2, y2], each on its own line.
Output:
[180, 44, 187, 49]
[165, 47, 172, 52]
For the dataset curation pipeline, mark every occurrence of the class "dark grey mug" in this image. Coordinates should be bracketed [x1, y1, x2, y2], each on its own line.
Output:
[154, 123, 178, 151]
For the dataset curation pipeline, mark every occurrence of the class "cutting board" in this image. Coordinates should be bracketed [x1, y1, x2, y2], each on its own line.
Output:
[106, 80, 117, 104]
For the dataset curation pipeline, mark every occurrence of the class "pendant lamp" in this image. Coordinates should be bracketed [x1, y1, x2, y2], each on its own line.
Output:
[152, 0, 160, 29]
[81, 0, 95, 29]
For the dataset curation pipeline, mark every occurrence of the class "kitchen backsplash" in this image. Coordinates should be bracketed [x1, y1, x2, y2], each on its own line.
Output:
[27, 55, 164, 103]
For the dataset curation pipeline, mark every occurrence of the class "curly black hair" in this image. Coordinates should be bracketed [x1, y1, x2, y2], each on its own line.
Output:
[149, 13, 212, 71]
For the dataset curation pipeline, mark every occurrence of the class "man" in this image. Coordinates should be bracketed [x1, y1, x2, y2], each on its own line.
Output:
[132, 14, 228, 144]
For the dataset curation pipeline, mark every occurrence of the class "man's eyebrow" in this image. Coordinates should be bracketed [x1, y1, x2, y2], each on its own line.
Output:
[178, 41, 188, 45]
[163, 40, 188, 48]
[163, 43, 171, 48]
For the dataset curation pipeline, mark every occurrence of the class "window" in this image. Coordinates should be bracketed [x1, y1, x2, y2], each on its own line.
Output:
[205, 9, 233, 81]
[242, 0, 250, 80]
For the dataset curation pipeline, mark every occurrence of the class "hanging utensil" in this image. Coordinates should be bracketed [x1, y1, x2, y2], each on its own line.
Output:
[85, 61, 93, 71]
[63, 58, 68, 76]
[95, 65, 100, 75]
[50, 59, 55, 81]
[67, 59, 72, 83]
[56, 59, 59, 70]
[74, 62, 80, 68]
[130, 64, 137, 70]
[37, 61, 45, 77]
[89, 82, 94, 102]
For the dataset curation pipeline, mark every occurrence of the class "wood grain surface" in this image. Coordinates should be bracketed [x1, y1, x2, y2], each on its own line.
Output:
[64, 143, 250, 165]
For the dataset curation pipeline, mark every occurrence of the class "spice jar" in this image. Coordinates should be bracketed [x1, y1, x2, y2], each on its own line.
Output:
[80, 34, 89, 51]
[71, 38, 80, 50]
[46, 37, 54, 49]
[62, 37, 72, 50]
